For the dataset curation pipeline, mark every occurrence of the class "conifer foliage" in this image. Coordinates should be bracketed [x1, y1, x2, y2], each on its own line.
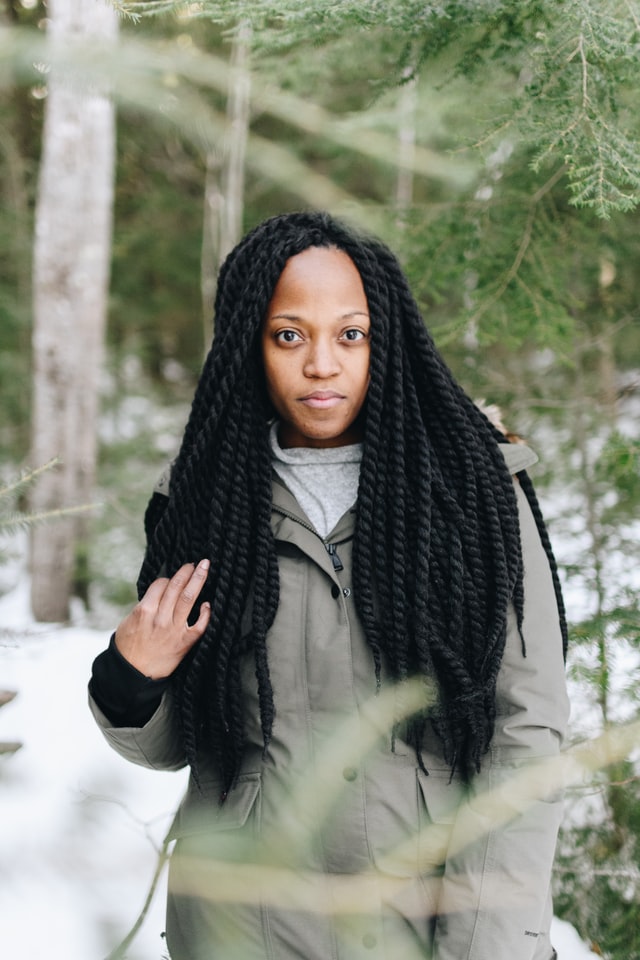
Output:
[123, 0, 640, 218]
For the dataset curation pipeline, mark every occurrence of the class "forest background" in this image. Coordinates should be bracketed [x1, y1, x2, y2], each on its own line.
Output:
[1, 1, 640, 958]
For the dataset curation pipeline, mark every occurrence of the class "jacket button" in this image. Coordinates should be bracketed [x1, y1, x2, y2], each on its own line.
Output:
[331, 584, 340, 599]
[362, 933, 377, 948]
[342, 587, 351, 598]
[342, 766, 358, 782]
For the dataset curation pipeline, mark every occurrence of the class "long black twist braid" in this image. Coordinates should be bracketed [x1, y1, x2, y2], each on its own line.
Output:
[138, 210, 567, 789]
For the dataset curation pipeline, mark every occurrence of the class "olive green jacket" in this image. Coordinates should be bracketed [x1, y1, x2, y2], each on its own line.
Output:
[89, 444, 569, 960]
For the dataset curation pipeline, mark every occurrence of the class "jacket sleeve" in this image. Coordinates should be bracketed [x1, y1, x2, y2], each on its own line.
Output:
[433, 474, 570, 960]
[88, 684, 187, 772]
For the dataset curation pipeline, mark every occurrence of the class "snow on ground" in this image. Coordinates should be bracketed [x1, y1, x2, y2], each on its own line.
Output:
[551, 920, 601, 960]
[0, 575, 598, 960]
[0, 579, 187, 960]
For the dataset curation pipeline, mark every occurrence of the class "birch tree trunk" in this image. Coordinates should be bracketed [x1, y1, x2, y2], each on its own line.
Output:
[29, 0, 117, 621]
[201, 22, 251, 345]
[395, 72, 417, 224]
[220, 21, 251, 261]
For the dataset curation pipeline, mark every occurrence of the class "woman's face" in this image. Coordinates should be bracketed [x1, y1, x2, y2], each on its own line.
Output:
[261, 246, 371, 449]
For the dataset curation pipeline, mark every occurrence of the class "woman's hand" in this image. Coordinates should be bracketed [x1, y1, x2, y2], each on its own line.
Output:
[114, 560, 211, 679]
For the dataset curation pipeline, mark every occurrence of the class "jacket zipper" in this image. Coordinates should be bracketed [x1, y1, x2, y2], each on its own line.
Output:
[272, 505, 346, 571]
[326, 542, 344, 572]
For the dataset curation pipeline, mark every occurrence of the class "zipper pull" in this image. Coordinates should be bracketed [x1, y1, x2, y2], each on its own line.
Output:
[326, 542, 344, 572]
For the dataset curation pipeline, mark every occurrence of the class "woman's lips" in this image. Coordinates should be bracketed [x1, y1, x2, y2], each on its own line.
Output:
[299, 391, 345, 409]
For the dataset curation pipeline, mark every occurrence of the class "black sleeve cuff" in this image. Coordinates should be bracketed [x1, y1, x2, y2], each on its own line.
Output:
[89, 633, 171, 728]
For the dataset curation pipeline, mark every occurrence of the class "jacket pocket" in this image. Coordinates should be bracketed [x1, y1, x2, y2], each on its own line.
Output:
[417, 768, 465, 825]
[168, 772, 262, 844]
[416, 769, 463, 871]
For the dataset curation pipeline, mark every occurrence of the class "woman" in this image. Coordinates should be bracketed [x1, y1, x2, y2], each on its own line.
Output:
[89, 211, 569, 960]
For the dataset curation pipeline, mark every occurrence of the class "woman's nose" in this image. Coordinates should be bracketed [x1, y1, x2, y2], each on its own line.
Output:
[303, 339, 340, 378]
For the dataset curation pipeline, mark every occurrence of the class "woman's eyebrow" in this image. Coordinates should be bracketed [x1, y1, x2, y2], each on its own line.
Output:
[266, 312, 303, 322]
[267, 310, 370, 322]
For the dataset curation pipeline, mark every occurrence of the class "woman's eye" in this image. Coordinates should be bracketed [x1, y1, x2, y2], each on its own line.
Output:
[341, 328, 367, 342]
[275, 329, 302, 343]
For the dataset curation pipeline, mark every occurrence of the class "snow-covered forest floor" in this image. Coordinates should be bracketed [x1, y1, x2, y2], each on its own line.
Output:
[0, 576, 185, 960]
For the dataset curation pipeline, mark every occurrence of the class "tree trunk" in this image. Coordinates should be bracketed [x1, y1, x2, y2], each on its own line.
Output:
[29, 0, 117, 622]
[395, 71, 417, 224]
[201, 146, 224, 342]
[201, 22, 251, 346]
[220, 21, 251, 262]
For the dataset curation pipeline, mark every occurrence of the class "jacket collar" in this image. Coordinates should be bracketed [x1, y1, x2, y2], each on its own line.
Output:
[270, 473, 356, 581]
[271, 473, 356, 541]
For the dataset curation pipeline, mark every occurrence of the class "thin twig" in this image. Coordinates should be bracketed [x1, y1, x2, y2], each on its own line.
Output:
[103, 831, 173, 960]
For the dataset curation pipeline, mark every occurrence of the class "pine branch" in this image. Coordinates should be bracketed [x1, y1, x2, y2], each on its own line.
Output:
[0, 458, 61, 500]
[0, 460, 101, 539]
[0, 503, 100, 536]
